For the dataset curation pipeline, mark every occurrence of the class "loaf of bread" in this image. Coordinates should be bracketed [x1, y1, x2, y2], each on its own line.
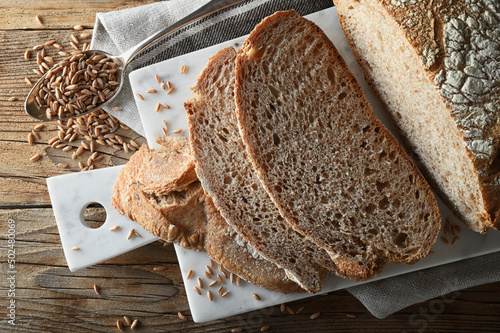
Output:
[111, 137, 302, 293]
[186, 46, 333, 293]
[234, 10, 442, 280]
[335, 0, 500, 233]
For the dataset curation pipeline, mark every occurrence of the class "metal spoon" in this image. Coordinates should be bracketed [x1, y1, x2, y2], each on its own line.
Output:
[25, 0, 247, 121]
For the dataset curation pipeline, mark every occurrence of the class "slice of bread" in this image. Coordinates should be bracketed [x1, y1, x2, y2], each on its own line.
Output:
[335, 0, 500, 233]
[234, 10, 441, 280]
[186, 46, 335, 293]
[112, 137, 302, 293]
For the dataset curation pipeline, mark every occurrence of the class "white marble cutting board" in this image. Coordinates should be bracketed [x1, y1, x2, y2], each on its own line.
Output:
[48, 7, 500, 323]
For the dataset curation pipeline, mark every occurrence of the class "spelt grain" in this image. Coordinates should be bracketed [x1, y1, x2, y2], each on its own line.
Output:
[310, 312, 320, 320]
[35, 15, 43, 25]
[71, 246, 79, 250]
[123, 316, 132, 325]
[30, 153, 42, 161]
[109, 225, 120, 231]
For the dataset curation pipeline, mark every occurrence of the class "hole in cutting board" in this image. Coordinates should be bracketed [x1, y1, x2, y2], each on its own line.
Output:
[82, 202, 107, 229]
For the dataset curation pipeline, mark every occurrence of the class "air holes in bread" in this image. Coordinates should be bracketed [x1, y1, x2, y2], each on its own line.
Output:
[327, 67, 336, 84]
[273, 133, 280, 146]
[395, 232, 409, 248]
[379, 196, 389, 210]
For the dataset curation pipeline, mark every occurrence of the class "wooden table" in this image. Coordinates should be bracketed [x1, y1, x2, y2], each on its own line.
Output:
[1, 1, 499, 332]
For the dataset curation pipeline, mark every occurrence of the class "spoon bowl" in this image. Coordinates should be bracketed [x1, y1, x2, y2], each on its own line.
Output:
[25, 50, 125, 121]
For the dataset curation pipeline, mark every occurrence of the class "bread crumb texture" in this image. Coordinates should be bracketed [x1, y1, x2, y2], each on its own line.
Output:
[234, 10, 441, 280]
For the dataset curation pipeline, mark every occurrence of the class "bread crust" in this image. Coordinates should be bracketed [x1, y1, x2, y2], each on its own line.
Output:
[234, 10, 441, 280]
[335, 0, 500, 232]
[111, 138, 302, 293]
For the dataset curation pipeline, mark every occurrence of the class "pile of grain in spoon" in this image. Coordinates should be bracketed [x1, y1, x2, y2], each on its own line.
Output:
[35, 52, 120, 119]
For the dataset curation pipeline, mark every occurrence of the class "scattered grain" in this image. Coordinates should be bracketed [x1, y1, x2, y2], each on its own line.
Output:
[451, 236, 459, 245]
[346, 313, 357, 319]
[230, 273, 235, 284]
[123, 316, 132, 325]
[172, 129, 182, 134]
[440, 236, 449, 244]
[187, 269, 193, 279]
[280, 304, 286, 312]
[116, 319, 123, 331]
[236, 277, 241, 286]
[160, 82, 166, 90]
[53, 43, 63, 49]
[296, 306, 304, 314]
[221, 291, 229, 297]
[252, 293, 261, 301]
[127, 229, 135, 240]
[112, 106, 122, 111]
[178, 312, 186, 321]
[147, 88, 157, 94]
[81, 32, 91, 38]
[205, 271, 212, 280]
[136, 93, 144, 101]
[167, 87, 176, 95]
[109, 225, 120, 231]
[197, 277, 204, 289]
[155, 103, 162, 112]
[207, 290, 213, 301]
[71, 34, 79, 44]
[27, 133, 34, 145]
[286, 306, 295, 315]
[155, 74, 161, 83]
[193, 286, 202, 295]
[166, 81, 172, 89]
[153, 266, 166, 272]
[30, 153, 42, 161]
[418, 270, 424, 275]
[71, 246, 80, 251]
[130, 319, 138, 329]
[217, 274, 223, 284]
[24, 77, 33, 86]
[209, 280, 218, 287]
[74, 25, 84, 31]
[24, 50, 31, 59]
[162, 127, 168, 136]
[93, 284, 100, 295]
[231, 328, 242, 333]
[181, 64, 188, 74]
[33, 44, 43, 51]
[35, 15, 43, 25]
[310, 312, 320, 320]
[58, 163, 68, 168]
[261, 326, 270, 332]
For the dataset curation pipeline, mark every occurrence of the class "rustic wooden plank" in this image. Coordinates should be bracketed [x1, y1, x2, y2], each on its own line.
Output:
[0, 0, 158, 30]
[1, 208, 499, 332]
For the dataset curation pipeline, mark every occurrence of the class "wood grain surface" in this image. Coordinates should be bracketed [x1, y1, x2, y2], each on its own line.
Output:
[0, 1, 499, 332]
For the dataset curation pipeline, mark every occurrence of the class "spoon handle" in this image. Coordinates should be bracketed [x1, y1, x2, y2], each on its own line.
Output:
[119, 0, 248, 65]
